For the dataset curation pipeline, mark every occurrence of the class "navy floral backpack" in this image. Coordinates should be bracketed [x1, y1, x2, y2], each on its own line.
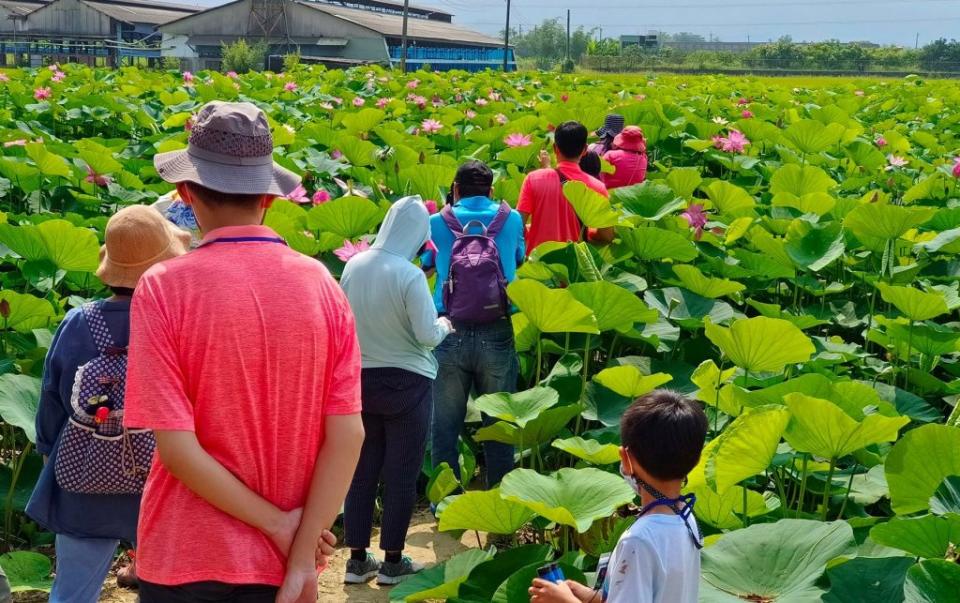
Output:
[54, 303, 154, 495]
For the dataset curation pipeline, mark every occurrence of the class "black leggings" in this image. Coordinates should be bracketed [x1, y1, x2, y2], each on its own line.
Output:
[343, 367, 432, 552]
[139, 580, 277, 603]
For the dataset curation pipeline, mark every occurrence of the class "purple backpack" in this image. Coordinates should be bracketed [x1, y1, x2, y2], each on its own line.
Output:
[441, 202, 511, 324]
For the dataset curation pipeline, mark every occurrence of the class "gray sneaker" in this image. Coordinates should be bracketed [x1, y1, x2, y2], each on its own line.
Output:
[377, 556, 424, 585]
[344, 554, 381, 584]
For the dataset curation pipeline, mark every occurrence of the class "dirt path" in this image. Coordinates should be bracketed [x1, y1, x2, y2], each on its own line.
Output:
[35, 509, 470, 603]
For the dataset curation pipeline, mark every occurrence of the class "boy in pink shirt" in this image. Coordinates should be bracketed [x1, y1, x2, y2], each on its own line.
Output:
[125, 101, 364, 603]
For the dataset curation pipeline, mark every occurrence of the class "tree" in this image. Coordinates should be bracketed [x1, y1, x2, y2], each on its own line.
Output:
[509, 18, 594, 68]
[662, 32, 707, 44]
[221, 39, 268, 73]
[919, 38, 960, 71]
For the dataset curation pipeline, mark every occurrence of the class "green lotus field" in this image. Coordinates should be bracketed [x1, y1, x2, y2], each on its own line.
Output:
[1, 64, 960, 601]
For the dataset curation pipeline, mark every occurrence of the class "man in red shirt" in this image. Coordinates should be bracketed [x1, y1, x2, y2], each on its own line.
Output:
[517, 121, 614, 255]
[125, 101, 364, 603]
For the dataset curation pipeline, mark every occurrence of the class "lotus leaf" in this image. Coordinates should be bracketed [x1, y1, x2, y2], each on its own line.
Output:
[438, 489, 536, 535]
[568, 280, 658, 332]
[784, 393, 908, 459]
[700, 519, 856, 602]
[0, 551, 52, 593]
[562, 181, 619, 228]
[870, 513, 960, 559]
[886, 425, 960, 515]
[704, 316, 815, 373]
[903, 560, 960, 603]
[551, 436, 620, 465]
[506, 280, 599, 334]
[876, 283, 949, 322]
[500, 467, 636, 533]
[388, 548, 492, 602]
[473, 387, 559, 428]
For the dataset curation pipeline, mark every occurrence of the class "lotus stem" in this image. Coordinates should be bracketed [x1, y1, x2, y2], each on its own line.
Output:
[773, 468, 789, 514]
[822, 457, 837, 521]
[4, 440, 31, 544]
[535, 337, 543, 384]
[946, 401, 960, 428]
[796, 453, 810, 518]
[742, 485, 750, 527]
[837, 466, 857, 520]
[905, 319, 915, 389]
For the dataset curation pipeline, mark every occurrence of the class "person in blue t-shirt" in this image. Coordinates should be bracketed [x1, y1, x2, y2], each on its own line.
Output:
[421, 160, 525, 488]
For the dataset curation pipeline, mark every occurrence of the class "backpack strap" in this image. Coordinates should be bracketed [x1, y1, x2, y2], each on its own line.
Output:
[485, 202, 512, 239]
[555, 169, 569, 185]
[81, 302, 119, 355]
[441, 205, 466, 238]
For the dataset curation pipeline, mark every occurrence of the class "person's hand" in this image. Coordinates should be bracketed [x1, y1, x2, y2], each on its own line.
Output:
[565, 580, 597, 601]
[275, 565, 319, 603]
[316, 529, 336, 568]
[529, 578, 582, 603]
[539, 149, 552, 169]
[439, 316, 455, 334]
[266, 508, 304, 557]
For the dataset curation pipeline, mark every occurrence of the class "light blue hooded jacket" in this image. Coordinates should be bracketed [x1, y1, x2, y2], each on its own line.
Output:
[340, 196, 451, 379]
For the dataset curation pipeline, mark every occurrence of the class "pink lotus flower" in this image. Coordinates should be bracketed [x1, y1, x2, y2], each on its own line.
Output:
[952, 158, 960, 178]
[185, 115, 195, 131]
[885, 154, 908, 170]
[495, 113, 508, 125]
[319, 102, 334, 111]
[561, 94, 569, 102]
[875, 136, 887, 148]
[0, 73, 8, 82]
[334, 239, 370, 262]
[488, 91, 501, 101]
[424, 199, 438, 214]
[406, 79, 420, 89]
[376, 98, 390, 109]
[312, 190, 331, 205]
[713, 130, 749, 154]
[331, 149, 343, 160]
[465, 109, 477, 119]
[85, 165, 111, 187]
[635, 94, 646, 101]
[421, 119, 443, 134]
[51, 71, 65, 83]
[33, 87, 51, 101]
[332, 97, 343, 105]
[455, 93, 464, 102]
[854, 90, 865, 97]
[353, 97, 366, 107]
[409, 95, 427, 109]
[681, 204, 708, 240]
[226, 71, 238, 79]
[504, 132, 532, 148]
[182, 71, 194, 83]
[4, 139, 26, 147]
[712, 116, 729, 125]
[48, 64, 59, 72]
[737, 97, 750, 106]
[286, 183, 310, 204]
[476, 98, 488, 106]
[432, 95, 444, 108]
[284, 81, 298, 92]
[741, 110, 753, 119]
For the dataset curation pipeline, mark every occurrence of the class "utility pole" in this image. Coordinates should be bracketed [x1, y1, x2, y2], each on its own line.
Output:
[503, 0, 511, 71]
[566, 9, 571, 62]
[915, 32, 920, 49]
[400, 0, 410, 73]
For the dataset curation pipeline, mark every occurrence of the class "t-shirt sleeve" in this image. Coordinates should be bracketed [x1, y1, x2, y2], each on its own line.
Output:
[516, 173, 535, 214]
[123, 278, 195, 431]
[606, 536, 658, 603]
[323, 295, 362, 416]
[34, 314, 72, 456]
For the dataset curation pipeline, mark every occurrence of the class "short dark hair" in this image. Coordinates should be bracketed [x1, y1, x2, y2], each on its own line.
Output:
[109, 286, 136, 297]
[579, 151, 602, 178]
[620, 390, 708, 481]
[554, 121, 588, 159]
[454, 160, 494, 199]
[183, 181, 267, 207]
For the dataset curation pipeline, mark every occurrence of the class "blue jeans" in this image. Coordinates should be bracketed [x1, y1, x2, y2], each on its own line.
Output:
[50, 534, 119, 603]
[432, 318, 517, 488]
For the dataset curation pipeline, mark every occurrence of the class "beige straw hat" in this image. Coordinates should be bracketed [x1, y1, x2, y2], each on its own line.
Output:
[153, 101, 300, 196]
[96, 205, 191, 289]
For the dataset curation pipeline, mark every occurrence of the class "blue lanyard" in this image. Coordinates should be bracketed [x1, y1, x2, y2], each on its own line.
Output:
[198, 236, 287, 248]
[639, 493, 703, 549]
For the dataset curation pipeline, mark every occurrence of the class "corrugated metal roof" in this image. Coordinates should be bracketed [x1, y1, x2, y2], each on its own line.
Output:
[81, 0, 198, 25]
[305, 0, 449, 18]
[298, 0, 502, 47]
[0, 0, 44, 17]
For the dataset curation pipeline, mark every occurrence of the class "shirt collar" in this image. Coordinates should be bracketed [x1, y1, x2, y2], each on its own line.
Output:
[200, 225, 280, 245]
[557, 160, 585, 175]
[456, 195, 495, 210]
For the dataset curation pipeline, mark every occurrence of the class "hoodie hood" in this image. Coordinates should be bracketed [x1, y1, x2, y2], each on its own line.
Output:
[372, 195, 431, 260]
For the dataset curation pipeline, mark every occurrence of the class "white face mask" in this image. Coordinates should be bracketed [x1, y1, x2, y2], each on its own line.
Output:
[620, 460, 642, 496]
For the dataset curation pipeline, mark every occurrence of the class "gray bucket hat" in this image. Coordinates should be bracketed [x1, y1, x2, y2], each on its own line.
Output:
[153, 101, 300, 196]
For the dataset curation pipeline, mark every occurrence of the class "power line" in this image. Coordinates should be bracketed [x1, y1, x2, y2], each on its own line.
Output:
[444, 0, 960, 9]
[471, 15, 960, 28]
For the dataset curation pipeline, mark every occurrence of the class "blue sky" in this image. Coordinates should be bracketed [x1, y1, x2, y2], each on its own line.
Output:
[193, 0, 960, 46]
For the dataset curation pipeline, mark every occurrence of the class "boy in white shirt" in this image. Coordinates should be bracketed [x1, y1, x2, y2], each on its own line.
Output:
[529, 390, 708, 603]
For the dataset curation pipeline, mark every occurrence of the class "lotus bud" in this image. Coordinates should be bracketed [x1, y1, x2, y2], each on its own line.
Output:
[0, 299, 8, 320]
[419, 151, 425, 164]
